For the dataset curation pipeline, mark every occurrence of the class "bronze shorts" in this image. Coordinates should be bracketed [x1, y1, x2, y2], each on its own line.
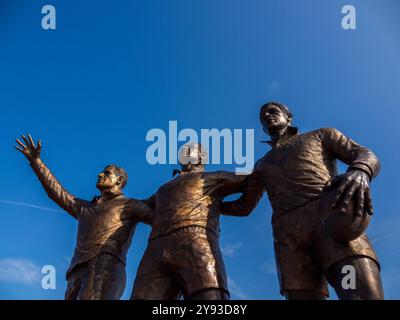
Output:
[65, 253, 126, 300]
[131, 226, 229, 299]
[272, 198, 379, 297]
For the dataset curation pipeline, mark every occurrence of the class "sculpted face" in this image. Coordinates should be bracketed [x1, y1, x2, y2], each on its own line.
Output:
[96, 167, 123, 191]
[259, 104, 291, 135]
[178, 143, 207, 172]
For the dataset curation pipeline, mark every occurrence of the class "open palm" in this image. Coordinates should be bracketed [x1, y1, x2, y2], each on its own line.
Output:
[15, 134, 42, 161]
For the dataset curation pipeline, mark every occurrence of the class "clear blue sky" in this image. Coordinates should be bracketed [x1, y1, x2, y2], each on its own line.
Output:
[0, 0, 399, 299]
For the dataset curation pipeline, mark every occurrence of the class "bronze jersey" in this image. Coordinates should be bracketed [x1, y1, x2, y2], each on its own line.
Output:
[223, 127, 380, 222]
[30, 159, 153, 275]
[146, 171, 246, 240]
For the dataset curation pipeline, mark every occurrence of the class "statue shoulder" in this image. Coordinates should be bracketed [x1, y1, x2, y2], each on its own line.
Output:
[206, 170, 236, 180]
[315, 127, 342, 136]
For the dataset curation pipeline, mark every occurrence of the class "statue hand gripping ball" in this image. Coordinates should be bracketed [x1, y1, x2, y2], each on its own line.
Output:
[320, 171, 373, 243]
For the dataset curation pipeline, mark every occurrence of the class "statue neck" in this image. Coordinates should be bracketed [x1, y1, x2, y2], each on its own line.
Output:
[269, 126, 289, 144]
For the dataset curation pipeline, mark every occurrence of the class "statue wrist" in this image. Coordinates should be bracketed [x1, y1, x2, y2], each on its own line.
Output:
[347, 163, 373, 181]
[347, 167, 371, 182]
[30, 157, 43, 167]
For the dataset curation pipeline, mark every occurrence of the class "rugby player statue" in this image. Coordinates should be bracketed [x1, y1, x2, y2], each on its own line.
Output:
[222, 102, 384, 300]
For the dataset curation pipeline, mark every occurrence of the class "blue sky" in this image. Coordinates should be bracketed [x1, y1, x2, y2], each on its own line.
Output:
[0, 0, 399, 299]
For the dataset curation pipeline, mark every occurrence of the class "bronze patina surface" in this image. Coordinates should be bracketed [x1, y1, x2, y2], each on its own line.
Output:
[222, 102, 384, 300]
[16, 135, 153, 300]
[132, 144, 247, 300]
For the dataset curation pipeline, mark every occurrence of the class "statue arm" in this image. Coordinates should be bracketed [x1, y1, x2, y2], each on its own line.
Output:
[128, 199, 154, 225]
[220, 172, 264, 217]
[15, 135, 82, 219]
[142, 192, 157, 211]
[321, 128, 379, 216]
[321, 128, 380, 180]
[29, 159, 82, 219]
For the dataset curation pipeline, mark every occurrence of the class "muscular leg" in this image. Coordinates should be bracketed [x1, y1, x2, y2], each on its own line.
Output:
[64, 263, 89, 300]
[284, 290, 326, 300]
[326, 256, 384, 300]
[189, 288, 230, 300]
[131, 282, 181, 300]
[65, 255, 125, 300]
[131, 268, 182, 300]
[65, 276, 81, 300]
[92, 255, 126, 300]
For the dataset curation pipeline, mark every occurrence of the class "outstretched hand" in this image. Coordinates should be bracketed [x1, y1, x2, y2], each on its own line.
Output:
[15, 134, 42, 162]
[324, 170, 373, 217]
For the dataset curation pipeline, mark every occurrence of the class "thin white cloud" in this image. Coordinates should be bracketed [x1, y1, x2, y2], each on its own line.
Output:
[371, 231, 399, 244]
[221, 242, 243, 258]
[0, 258, 41, 285]
[0, 200, 62, 213]
[369, 216, 400, 245]
[228, 277, 248, 300]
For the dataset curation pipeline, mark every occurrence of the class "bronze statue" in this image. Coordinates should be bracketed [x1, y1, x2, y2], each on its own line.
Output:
[222, 102, 384, 300]
[131, 143, 248, 300]
[15, 134, 153, 300]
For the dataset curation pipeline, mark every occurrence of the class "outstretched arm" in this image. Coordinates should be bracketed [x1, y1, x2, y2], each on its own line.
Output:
[142, 192, 157, 212]
[15, 134, 82, 219]
[221, 172, 264, 217]
[124, 197, 154, 226]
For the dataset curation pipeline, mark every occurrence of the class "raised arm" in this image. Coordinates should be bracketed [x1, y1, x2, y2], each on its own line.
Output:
[220, 171, 264, 217]
[15, 134, 82, 219]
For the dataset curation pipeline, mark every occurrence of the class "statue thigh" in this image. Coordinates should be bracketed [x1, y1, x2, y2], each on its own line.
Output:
[284, 256, 383, 300]
[189, 288, 230, 300]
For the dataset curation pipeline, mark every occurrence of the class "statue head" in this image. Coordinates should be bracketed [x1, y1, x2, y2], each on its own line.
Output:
[96, 165, 128, 192]
[259, 101, 293, 136]
[178, 143, 207, 173]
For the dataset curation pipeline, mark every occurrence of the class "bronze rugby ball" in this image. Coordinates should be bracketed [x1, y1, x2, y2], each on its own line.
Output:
[319, 186, 371, 243]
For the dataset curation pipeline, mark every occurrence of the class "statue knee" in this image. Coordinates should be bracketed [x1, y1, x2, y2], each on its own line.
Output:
[327, 256, 384, 300]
